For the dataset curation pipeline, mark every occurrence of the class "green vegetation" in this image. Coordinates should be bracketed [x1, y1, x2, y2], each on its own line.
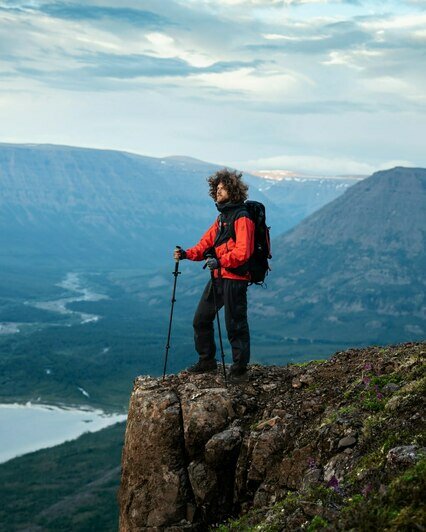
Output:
[0, 422, 125, 531]
[340, 458, 426, 531]
[212, 486, 340, 531]
[307, 515, 329, 531]
[290, 359, 326, 367]
[370, 373, 403, 387]
[337, 405, 356, 416]
[214, 458, 426, 532]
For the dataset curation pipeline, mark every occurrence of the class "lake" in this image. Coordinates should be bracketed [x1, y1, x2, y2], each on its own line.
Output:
[0, 402, 127, 464]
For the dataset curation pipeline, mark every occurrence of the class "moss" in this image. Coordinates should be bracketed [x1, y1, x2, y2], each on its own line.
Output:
[292, 359, 326, 367]
[319, 411, 338, 427]
[385, 375, 426, 413]
[345, 494, 363, 506]
[337, 405, 357, 416]
[213, 488, 340, 531]
[362, 412, 386, 435]
[370, 373, 403, 387]
[308, 484, 341, 505]
[349, 448, 384, 483]
[211, 506, 265, 531]
[395, 375, 426, 397]
[307, 515, 328, 531]
[379, 430, 422, 455]
[362, 396, 385, 412]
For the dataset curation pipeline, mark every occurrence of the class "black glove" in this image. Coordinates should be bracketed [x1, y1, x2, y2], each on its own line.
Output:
[205, 257, 219, 270]
[174, 248, 187, 260]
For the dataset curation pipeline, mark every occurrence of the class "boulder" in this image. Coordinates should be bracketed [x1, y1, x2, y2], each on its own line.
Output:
[119, 378, 193, 530]
[279, 445, 313, 490]
[204, 427, 242, 465]
[188, 460, 217, 505]
[386, 445, 425, 467]
[180, 386, 235, 459]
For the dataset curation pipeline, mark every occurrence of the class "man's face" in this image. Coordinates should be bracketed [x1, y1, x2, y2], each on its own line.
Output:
[216, 182, 230, 203]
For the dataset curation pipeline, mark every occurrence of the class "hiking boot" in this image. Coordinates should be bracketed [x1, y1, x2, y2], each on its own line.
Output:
[186, 359, 218, 374]
[227, 365, 249, 384]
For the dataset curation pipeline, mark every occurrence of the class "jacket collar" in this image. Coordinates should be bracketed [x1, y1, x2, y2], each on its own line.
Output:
[215, 201, 245, 213]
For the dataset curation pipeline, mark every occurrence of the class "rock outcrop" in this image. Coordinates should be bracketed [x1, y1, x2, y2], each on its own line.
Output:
[119, 342, 425, 531]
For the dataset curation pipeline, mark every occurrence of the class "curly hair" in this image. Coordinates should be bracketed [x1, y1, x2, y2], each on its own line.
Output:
[207, 168, 249, 203]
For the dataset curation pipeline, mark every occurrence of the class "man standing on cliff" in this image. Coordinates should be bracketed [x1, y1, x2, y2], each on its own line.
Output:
[174, 169, 255, 384]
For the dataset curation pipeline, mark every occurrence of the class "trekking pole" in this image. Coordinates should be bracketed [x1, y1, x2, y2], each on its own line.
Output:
[162, 246, 182, 380]
[204, 256, 227, 386]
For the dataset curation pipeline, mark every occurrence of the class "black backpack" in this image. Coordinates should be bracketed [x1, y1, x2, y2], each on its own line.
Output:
[227, 200, 272, 285]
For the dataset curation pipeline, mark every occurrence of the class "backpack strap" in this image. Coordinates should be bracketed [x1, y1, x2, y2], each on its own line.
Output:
[210, 214, 223, 250]
[228, 205, 250, 242]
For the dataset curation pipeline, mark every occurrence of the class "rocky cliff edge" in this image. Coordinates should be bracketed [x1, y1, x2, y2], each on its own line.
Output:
[119, 342, 425, 531]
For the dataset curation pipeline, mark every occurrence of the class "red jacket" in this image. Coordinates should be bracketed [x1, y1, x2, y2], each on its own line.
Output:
[186, 203, 255, 281]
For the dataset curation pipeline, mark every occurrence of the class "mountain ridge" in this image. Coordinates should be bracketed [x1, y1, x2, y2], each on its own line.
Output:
[250, 166, 426, 345]
[0, 142, 357, 270]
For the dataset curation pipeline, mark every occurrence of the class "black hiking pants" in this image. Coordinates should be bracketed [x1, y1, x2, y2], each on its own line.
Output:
[193, 278, 250, 368]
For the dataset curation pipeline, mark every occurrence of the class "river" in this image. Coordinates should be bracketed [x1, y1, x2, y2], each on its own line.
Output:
[26, 271, 109, 324]
[1, 272, 109, 334]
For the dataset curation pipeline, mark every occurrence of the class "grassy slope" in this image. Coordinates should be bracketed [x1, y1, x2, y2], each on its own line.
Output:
[214, 343, 426, 531]
[0, 422, 125, 532]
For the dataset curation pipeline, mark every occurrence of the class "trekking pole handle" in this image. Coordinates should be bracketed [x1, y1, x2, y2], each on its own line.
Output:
[203, 252, 213, 269]
[174, 245, 182, 263]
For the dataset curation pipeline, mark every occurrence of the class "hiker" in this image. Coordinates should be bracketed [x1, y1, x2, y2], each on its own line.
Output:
[174, 169, 255, 383]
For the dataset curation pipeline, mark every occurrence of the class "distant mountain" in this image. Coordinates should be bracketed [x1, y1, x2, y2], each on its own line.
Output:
[0, 144, 220, 269]
[251, 170, 362, 229]
[251, 166, 426, 344]
[0, 143, 355, 270]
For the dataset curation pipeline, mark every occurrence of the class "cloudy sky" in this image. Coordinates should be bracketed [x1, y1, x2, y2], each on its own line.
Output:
[1, 0, 425, 175]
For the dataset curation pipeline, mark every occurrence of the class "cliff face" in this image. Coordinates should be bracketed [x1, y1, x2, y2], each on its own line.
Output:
[119, 342, 425, 531]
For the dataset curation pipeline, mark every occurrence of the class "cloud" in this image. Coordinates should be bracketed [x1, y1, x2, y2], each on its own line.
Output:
[246, 99, 377, 113]
[185, 0, 362, 5]
[241, 154, 415, 175]
[1, 2, 174, 28]
[248, 26, 370, 54]
[1, 0, 425, 171]
[190, 66, 313, 100]
[10, 52, 264, 94]
[38, 3, 170, 26]
[78, 54, 260, 80]
[359, 12, 426, 30]
[360, 75, 426, 104]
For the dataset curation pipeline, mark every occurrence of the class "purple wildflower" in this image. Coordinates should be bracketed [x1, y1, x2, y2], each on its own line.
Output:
[327, 475, 340, 491]
[364, 363, 372, 371]
[363, 376, 371, 388]
[376, 392, 384, 400]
